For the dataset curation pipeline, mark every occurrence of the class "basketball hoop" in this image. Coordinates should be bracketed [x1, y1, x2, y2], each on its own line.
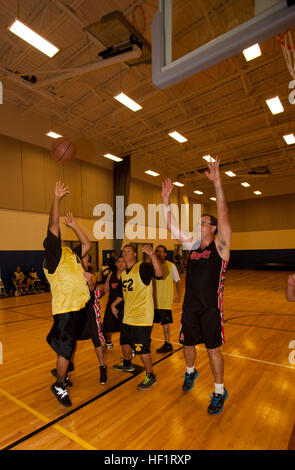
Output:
[277, 30, 295, 80]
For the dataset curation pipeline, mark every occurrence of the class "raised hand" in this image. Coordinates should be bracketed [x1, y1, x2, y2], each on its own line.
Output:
[205, 157, 221, 182]
[64, 212, 75, 228]
[142, 244, 154, 257]
[54, 181, 69, 200]
[162, 178, 173, 205]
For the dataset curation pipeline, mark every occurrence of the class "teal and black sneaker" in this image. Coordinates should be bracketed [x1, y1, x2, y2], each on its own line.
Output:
[182, 370, 198, 392]
[207, 389, 228, 415]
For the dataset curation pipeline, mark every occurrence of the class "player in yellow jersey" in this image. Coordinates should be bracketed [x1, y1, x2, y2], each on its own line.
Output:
[111, 244, 163, 390]
[153, 245, 181, 353]
[43, 182, 91, 407]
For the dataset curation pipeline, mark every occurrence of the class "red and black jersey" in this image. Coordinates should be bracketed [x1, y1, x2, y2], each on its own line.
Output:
[184, 240, 228, 310]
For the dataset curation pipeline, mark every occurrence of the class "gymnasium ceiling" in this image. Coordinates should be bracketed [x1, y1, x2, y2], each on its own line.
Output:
[0, 0, 295, 203]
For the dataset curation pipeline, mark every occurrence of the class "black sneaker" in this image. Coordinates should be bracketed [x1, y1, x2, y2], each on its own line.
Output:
[137, 373, 157, 390]
[51, 383, 72, 407]
[100, 366, 107, 384]
[182, 370, 199, 392]
[156, 342, 173, 353]
[106, 342, 113, 350]
[113, 362, 135, 372]
[208, 389, 228, 415]
[50, 369, 72, 387]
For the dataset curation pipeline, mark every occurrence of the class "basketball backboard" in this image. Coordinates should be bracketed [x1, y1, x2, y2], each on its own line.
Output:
[152, 0, 295, 89]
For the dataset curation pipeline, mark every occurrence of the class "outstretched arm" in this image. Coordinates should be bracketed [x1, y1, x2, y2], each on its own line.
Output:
[142, 244, 163, 278]
[205, 157, 232, 260]
[49, 182, 69, 237]
[286, 274, 295, 302]
[64, 213, 91, 258]
[162, 179, 195, 248]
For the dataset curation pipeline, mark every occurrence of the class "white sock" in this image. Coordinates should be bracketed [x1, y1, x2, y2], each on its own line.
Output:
[214, 383, 224, 395]
[186, 366, 195, 374]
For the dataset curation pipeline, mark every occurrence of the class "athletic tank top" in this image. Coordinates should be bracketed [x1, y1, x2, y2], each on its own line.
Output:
[44, 246, 90, 315]
[121, 262, 154, 326]
[184, 240, 228, 310]
[153, 261, 174, 310]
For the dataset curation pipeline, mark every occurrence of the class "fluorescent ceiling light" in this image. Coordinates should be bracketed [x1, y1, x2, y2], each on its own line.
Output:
[8, 19, 59, 57]
[168, 131, 188, 143]
[266, 96, 284, 114]
[194, 190, 203, 195]
[46, 131, 63, 139]
[283, 133, 295, 145]
[114, 92, 142, 112]
[202, 155, 215, 163]
[210, 197, 216, 201]
[254, 191, 262, 195]
[145, 170, 160, 177]
[241, 182, 250, 187]
[243, 43, 261, 61]
[173, 181, 184, 187]
[103, 153, 123, 162]
[225, 171, 236, 177]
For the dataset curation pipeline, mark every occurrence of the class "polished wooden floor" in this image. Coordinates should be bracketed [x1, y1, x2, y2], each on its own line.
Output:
[0, 269, 295, 450]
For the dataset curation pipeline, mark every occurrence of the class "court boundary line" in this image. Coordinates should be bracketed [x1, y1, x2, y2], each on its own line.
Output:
[1, 346, 183, 450]
[3, 308, 52, 322]
[0, 387, 97, 450]
[0, 299, 51, 310]
[225, 320, 295, 334]
[151, 337, 295, 371]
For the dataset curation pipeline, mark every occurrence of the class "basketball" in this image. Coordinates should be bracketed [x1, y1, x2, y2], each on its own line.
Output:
[51, 137, 76, 163]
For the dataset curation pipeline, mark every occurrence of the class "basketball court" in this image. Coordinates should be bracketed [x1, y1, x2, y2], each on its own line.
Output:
[0, 0, 295, 453]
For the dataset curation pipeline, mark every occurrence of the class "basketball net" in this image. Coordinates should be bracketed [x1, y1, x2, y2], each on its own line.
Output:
[278, 30, 295, 105]
[278, 30, 295, 80]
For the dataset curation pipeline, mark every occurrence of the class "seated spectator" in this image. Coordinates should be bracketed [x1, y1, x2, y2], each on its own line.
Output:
[13, 265, 27, 295]
[27, 266, 42, 293]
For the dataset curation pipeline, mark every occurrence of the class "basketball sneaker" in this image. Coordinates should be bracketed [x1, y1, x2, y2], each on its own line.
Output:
[50, 369, 72, 387]
[51, 383, 72, 407]
[100, 365, 107, 384]
[137, 373, 157, 390]
[182, 370, 199, 392]
[156, 342, 173, 353]
[106, 342, 113, 349]
[207, 389, 228, 415]
[113, 362, 135, 372]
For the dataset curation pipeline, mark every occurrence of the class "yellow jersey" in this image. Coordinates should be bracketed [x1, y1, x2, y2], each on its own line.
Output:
[153, 261, 174, 310]
[44, 246, 90, 315]
[121, 262, 154, 326]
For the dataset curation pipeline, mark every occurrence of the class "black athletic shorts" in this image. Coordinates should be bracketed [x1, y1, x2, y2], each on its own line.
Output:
[103, 303, 124, 333]
[179, 303, 225, 350]
[46, 307, 88, 360]
[154, 309, 173, 325]
[120, 324, 153, 355]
